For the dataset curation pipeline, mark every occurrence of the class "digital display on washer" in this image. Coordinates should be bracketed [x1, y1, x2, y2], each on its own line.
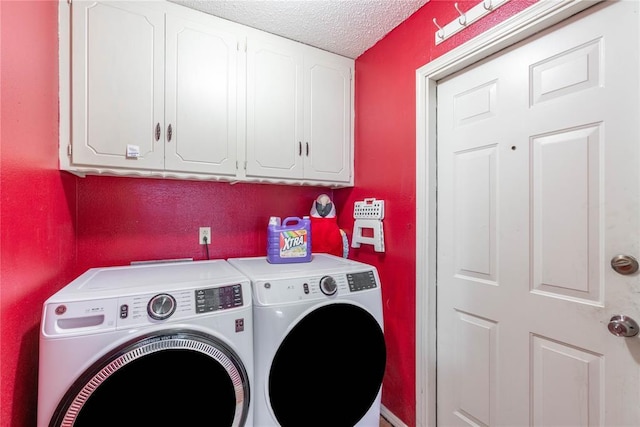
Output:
[195, 284, 243, 313]
[346, 271, 378, 292]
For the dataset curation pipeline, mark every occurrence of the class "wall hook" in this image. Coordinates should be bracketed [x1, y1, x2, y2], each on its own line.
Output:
[434, 0, 509, 45]
[454, 2, 467, 25]
[433, 18, 445, 39]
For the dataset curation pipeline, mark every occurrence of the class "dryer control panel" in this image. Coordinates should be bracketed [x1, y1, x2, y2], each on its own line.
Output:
[252, 269, 379, 306]
[347, 271, 378, 292]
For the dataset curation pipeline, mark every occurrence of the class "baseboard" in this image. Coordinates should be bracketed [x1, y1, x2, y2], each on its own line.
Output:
[380, 404, 409, 427]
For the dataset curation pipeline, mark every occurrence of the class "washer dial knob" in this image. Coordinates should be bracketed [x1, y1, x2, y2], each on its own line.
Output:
[319, 276, 338, 296]
[147, 293, 176, 320]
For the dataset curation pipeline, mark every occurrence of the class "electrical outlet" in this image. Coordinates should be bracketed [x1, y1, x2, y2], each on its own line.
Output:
[199, 227, 211, 245]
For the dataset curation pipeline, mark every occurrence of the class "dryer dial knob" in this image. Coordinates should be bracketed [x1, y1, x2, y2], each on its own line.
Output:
[319, 276, 338, 296]
[147, 293, 177, 320]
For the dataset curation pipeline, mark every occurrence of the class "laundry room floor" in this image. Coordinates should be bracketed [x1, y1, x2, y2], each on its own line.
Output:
[380, 416, 393, 427]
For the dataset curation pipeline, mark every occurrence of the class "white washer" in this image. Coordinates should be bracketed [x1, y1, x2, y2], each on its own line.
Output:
[38, 260, 253, 427]
[228, 254, 386, 427]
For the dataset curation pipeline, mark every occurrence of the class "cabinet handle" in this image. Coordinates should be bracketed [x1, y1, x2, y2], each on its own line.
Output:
[306, 142, 309, 156]
[155, 123, 161, 141]
[167, 124, 173, 142]
[298, 141, 302, 156]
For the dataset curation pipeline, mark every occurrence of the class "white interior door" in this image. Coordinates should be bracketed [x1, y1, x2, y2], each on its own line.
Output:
[437, 2, 640, 425]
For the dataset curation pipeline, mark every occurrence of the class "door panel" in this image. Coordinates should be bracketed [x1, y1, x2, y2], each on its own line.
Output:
[304, 58, 352, 182]
[531, 335, 602, 426]
[454, 146, 497, 284]
[245, 38, 304, 179]
[452, 311, 497, 426]
[71, 1, 164, 169]
[437, 2, 640, 425]
[165, 14, 239, 175]
[531, 126, 602, 302]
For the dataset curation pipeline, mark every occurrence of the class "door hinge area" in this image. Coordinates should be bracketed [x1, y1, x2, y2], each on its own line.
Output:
[67, 145, 72, 157]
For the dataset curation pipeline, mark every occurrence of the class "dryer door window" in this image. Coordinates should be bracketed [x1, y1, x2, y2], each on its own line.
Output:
[49, 331, 250, 427]
[268, 303, 386, 427]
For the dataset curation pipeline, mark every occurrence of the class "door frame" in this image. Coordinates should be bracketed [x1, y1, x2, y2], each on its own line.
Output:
[414, 1, 602, 425]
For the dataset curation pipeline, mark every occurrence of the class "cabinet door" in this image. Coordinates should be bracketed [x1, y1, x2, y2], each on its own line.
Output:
[164, 13, 239, 176]
[246, 36, 304, 179]
[71, 1, 165, 169]
[303, 53, 353, 183]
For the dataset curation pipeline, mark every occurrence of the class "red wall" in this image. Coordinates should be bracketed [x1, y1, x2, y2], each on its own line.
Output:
[1, 1, 76, 426]
[344, 1, 536, 425]
[75, 177, 330, 272]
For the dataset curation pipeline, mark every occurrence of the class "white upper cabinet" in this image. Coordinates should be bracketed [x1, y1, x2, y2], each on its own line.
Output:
[69, 2, 239, 177]
[303, 52, 352, 183]
[246, 35, 353, 184]
[62, 1, 354, 187]
[71, 1, 165, 170]
[164, 12, 239, 176]
[246, 36, 305, 180]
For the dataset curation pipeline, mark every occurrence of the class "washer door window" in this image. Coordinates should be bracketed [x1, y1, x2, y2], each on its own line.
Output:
[50, 331, 250, 427]
[269, 303, 386, 427]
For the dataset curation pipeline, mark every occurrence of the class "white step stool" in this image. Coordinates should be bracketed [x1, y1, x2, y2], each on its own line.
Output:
[351, 198, 385, 252]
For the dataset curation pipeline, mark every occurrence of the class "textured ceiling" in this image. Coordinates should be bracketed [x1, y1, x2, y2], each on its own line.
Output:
[170, 0, 429, 59]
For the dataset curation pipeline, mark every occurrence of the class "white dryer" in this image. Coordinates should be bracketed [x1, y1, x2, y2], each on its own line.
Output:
[38, 260, 253, 427]
[228, 254, 386, 427]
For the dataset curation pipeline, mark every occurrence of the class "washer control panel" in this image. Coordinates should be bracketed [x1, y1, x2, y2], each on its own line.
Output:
[147, 293, 177, 320]
[119, 283, 244, 327]
[253, 269, 379, 306]
[195, 284, 244, 314]
[42, 282, 247, 336]
[117, 289, 192, 327]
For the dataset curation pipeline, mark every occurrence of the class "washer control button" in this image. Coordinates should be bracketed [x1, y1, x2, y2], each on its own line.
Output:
[319, 276, 338, 296]
[147, 293, 176, 320]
